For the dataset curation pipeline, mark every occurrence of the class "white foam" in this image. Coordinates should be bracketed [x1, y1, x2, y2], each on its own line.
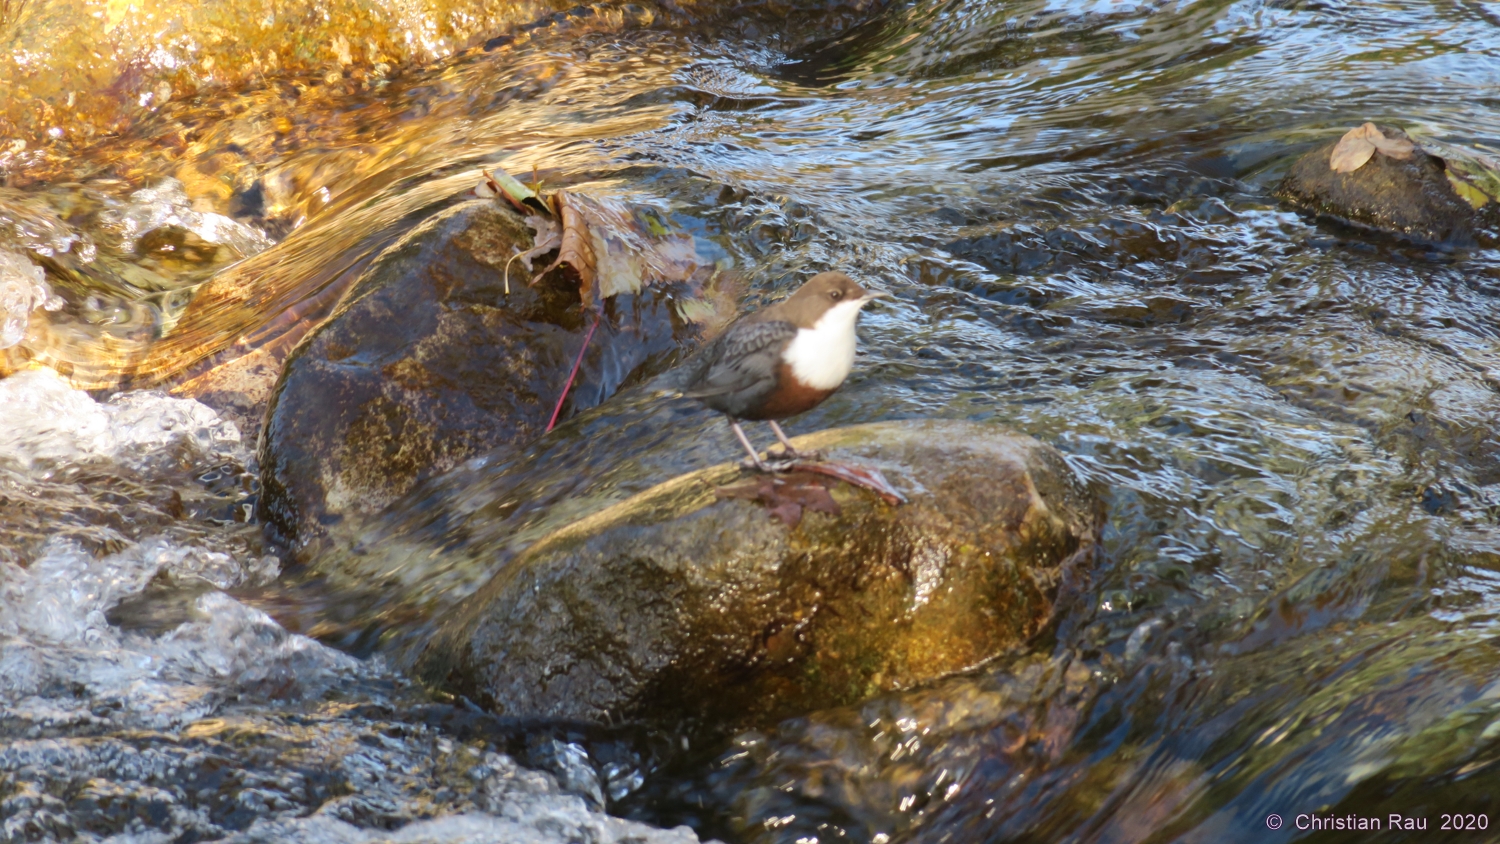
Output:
[0, 249, 60, 349]
[0, 368, 242, 471]
[0, 535, 343, 730]
[0, 372, 708, 844]
[227, 808, 704, 844]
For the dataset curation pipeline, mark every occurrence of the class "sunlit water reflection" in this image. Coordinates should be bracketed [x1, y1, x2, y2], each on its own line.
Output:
[5, 0, 1500, 841]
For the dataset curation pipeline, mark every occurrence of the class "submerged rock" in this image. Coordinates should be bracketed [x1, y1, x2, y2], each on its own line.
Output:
[416, 420, 1102, 732]
[1275, 124, 1487, 244]
[258, 199, 697, 552]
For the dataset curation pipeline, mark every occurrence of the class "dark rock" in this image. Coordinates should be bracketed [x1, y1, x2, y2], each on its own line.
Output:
[1275, 126, 1481, 244]
[258, 199, 698, 552]
[415, 420, 1102, 733]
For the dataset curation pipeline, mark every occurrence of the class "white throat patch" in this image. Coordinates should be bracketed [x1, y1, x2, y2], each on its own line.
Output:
[782, 299, 867, 391]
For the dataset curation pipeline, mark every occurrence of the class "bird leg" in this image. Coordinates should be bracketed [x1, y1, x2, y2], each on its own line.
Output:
[767, 420, 821, 461]
[727, 418, 770, 472]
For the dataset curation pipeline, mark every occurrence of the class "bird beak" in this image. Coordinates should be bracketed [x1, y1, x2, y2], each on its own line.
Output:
[860, 290, 892, 302]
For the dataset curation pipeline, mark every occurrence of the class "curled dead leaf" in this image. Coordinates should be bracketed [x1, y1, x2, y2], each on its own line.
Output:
[522, 215, 561, 267]
[1330, 123, 1416, 174]
[1372, 133, 1415, 160]
[481, 168, 551, 217]
[477, 168, 710, 310]
[543, 193, 599, 304]
[502, 215, 561, 294]
[538, 190, 705, 308]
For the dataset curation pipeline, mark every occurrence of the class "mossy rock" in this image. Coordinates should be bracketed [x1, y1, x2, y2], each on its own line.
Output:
[416, 420, 1103, 733]
[1275, 125, 1484, 245]
[258, 199, 696, 553]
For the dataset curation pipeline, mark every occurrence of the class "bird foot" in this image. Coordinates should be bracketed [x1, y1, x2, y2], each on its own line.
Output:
[767, 447, 823, 462]
[740, 454, 799, 473]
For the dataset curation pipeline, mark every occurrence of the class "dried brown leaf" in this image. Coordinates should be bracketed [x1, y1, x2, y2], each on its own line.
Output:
[1330, 123, 1417, 173]
[1371, 133, 1415, 160]
[1330, 123, 1379, 173]
[539, 195, 600, 304]
[539, 190, 705, 308]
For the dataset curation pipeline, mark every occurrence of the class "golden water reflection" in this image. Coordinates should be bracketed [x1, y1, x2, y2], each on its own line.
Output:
[1, 4, 698, 388]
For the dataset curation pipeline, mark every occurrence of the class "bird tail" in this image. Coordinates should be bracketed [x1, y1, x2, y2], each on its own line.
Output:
[678, 384, 735, 399]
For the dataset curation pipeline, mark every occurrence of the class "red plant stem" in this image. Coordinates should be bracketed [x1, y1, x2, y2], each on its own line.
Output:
[545, 313, 598, 433]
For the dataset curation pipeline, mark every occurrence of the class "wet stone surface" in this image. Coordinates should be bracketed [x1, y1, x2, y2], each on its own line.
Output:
[417, 421, 1103, 735]
[11, 0, 1500, 841]
[0, 702, 707, 844]
[1275, 125, 1491, 245]
[258, 199, 698, 552]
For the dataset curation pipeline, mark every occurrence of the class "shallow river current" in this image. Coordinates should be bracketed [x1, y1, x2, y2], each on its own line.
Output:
[4, 0, 1500, 841]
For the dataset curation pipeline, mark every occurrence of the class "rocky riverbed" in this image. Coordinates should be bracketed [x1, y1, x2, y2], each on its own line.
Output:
[5, 0, 1500, 842]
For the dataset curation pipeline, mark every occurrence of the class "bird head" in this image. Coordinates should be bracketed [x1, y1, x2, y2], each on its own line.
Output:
[780, 271, 890, 329]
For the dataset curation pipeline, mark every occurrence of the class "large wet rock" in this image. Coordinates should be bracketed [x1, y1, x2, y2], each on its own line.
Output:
[258, 199, 697, 552]
[416, 420, 1103, 732]
[1275, 125, 1485, 244]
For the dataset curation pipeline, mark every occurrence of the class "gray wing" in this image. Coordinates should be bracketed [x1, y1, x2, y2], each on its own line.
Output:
[681, 319, 796, 407]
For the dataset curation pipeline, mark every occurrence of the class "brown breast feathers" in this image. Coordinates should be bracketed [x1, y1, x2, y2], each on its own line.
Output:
[737, 362, 835, 421]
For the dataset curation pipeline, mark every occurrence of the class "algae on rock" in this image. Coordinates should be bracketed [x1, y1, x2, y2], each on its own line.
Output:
[417, 420, 1103, 734]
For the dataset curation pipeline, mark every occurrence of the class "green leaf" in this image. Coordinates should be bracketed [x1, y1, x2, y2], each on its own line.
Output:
[1446, 170, 1490, 209]
[481, 168, 551, 216]
[1405, 134, 1500, 207]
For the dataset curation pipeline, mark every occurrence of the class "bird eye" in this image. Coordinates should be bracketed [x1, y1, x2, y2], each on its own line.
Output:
[829, 289, 843, 301]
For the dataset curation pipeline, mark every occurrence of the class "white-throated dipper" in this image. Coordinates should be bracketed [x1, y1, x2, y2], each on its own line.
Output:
[682, 271, 887, 471]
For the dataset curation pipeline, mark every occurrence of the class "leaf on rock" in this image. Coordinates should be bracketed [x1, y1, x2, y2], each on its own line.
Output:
[715, 472, 842, 527]
[521, 215, 562, 268]
[1418, 136, 1500, 210]
[480, 168, 551, 217]
[1330, 124, 1378, 173]
[1330, 123, 1415, 174]
[674, 297, 721, 325]
[502, 215, 562, 294]
[1372, 132, 1415, 160]
[539, 190, 705, 308]
[1447, 170, 1491, 209]
[478, 168, 708, 309]
[542, 193, 600, 304]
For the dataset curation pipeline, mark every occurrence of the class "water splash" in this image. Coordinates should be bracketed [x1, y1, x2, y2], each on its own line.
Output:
[0, 249, 58, 349]
[99, 178, 273, 258]
[0, 367, 241, 471]
[0, 364, 705, 841]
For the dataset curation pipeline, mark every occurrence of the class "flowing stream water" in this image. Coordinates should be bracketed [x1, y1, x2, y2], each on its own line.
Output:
[4, 0, 1500, 841]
